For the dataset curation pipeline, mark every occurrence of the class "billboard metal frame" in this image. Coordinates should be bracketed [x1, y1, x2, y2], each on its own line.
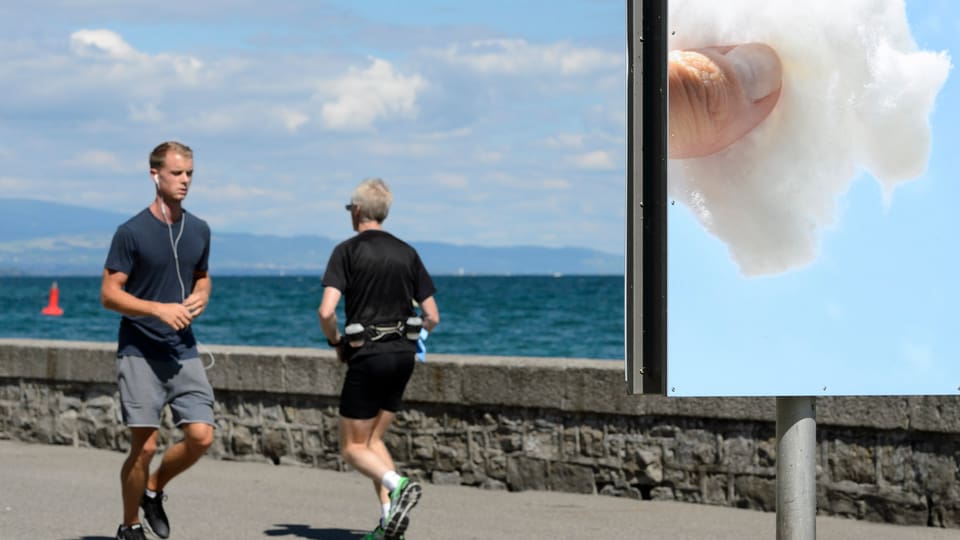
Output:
[626, 0, 667, 395]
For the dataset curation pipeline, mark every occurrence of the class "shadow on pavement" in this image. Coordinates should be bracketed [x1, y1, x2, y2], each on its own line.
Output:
[264, 523, 366, 539]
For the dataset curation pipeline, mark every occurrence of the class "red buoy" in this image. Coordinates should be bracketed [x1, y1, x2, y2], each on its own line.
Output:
[41, 281, 64, 316]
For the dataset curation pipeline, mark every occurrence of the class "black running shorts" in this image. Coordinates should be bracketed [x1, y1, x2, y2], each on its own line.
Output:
[339, 351, 416, 419]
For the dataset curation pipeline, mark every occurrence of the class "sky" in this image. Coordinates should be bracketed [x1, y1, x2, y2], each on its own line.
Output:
[0, 0, 627, 254]
[666, 0, 960, 397]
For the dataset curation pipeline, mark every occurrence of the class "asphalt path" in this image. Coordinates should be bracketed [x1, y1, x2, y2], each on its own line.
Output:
[0, 440, 956, 540]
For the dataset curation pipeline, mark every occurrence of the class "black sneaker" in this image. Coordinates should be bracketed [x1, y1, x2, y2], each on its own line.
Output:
[140, 491, 170, 539]
[115, 524, 147, 540]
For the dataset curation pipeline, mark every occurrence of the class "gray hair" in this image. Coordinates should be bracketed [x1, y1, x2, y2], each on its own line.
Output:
[350, 177, 392, 223]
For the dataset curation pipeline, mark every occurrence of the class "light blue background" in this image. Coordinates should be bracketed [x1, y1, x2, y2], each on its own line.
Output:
[667, 2, 960, 396]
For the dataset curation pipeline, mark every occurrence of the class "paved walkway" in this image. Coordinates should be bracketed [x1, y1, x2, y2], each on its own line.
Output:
[0, 440, 956, 540]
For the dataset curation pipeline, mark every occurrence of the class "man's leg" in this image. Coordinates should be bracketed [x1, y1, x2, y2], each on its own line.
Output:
[367, 410, 397, 504]
[121, 428, 158, 526]
[340, 414, 392, 482]
[147, 422, 214, 492]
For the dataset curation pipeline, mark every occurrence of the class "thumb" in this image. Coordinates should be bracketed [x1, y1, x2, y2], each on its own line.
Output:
[668, 43, 782, 159]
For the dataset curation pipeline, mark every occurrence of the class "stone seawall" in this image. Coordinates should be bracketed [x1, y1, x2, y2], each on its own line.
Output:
[1, 339, 958, 528]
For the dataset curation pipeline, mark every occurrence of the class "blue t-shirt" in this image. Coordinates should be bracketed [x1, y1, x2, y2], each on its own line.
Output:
[104, 208, 211, 361]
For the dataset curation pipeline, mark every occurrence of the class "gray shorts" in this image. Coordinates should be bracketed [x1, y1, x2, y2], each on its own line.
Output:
[117, 355, 215, 428]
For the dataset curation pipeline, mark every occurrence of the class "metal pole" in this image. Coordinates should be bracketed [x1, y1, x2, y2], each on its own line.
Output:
[776, 396, 817, 540]
[625, 0, 668, 395]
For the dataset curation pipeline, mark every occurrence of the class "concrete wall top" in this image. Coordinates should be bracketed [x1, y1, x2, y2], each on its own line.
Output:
[2, 338, 958, 433]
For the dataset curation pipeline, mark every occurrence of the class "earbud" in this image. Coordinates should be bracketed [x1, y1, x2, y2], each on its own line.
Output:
[153, 174, 160, 187]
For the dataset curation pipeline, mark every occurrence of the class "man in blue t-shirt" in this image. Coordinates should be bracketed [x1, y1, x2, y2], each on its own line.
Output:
[319, 177, 440, 540]
[101, 141, 214, 540]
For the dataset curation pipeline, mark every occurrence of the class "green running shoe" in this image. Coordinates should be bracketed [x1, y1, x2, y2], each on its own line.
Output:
[384, 477, 421, 538]
[363, 524, 387, 540]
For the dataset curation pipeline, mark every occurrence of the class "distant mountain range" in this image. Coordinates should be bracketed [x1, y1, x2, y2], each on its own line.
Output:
[0, 199, 623, 276]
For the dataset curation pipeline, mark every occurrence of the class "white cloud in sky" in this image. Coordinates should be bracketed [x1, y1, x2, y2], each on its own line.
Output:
[194, 184, 294, 202]
[572, 150, 615, 170]
[69, 29, 205, 84]
[128, 102, 165, 123]
[70, 29, 140, 61]
[319, 58, 427, 131]
[433, 173, 469, 189]
[546, 133, 586, 149]
[475, 151, 503, 164]
[543, 178, 572, 190]
[432, 39, 620, 76]
[68, 150, 138, 173]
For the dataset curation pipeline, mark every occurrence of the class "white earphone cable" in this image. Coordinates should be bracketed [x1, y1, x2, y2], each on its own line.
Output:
[160, 200, 215, 370]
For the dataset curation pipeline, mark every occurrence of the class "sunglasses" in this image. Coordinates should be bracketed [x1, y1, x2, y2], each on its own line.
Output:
[344, 203, 356, 211]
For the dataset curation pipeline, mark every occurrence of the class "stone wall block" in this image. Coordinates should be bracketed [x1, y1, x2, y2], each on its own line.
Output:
[549, 462, 596, 494]
[733, 475, 775, 511]
[877, 443, 910, 487]
[406, 361, 465, 404]
[281, 353, 338, 396]
[908, 396, 960, 433]
[230, 424, 256, 456]
[506, 456, 548, 492]
[829, 439, 876, 485]
[674, 430, 718, 466]
[409, 434, 437, 461]
[579, 425, 605, 458]
[432, 470, 462, 486]
[0, 343, 47, 379]
[55, 409, 78, 444]
[699, 473, 728, 504]
[913, 449, 960, 497]
[524, 429, 559, 461]
[635, 448, 664, 484]
[721, 435, 756, 472]
[860, 489, 928, 526]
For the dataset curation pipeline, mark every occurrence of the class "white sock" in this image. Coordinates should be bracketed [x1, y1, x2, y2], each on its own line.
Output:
[381, 503, 391, 527]
[381, 471, 402, 492]
[144, 489, 157, 499]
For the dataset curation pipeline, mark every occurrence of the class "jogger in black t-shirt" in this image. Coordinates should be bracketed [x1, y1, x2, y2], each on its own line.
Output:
[319, 178, 440, 539]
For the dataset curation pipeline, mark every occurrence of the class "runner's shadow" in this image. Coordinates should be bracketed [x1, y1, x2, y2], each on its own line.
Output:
[66, 536, 115, 540]
[264, 523, 365, 539]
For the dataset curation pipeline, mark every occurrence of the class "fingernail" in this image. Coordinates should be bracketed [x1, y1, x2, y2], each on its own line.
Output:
[725, 44, 781, 101]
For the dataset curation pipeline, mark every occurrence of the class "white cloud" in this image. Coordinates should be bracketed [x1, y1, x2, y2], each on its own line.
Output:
[193, 184, 295, 202]
[433, 173, 469, 189]
[70, 29, 141, 61]
[431, 39, 621, 77]
[277, 108, 309, 133]
[572, 150, 615, 170]
[128, 102, 165, 123]
[545, 133, 586, 149]
[318, 58, 427, 131]
[475, 150, 503, 164]
[543, 178, 572, 190]
[68, 150, 137, 173]
[68, 29, 204, 84]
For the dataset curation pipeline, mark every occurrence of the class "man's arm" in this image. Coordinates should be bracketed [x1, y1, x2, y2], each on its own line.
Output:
[419, 296, 439, 332]
[183, 270, 211, 318]
[101, 268, 194, 331]
[318, 286, 342, 345]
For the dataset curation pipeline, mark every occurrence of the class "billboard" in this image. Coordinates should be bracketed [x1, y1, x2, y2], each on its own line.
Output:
[629, 0, 957, 396]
